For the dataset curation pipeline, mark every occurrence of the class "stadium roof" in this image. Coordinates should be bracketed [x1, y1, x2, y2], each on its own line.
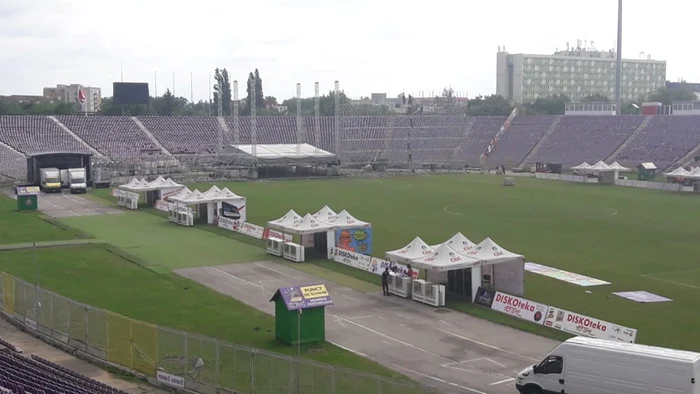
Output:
[223, 143, 337, 164]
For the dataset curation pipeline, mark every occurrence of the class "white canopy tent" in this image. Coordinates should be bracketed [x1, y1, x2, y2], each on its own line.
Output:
[463, 238, 525, 264]
[462, 238, 525, 297]
[313, 205, 337, 222]
[287, 214, 334, 235]
[608, 161, 631, 171]
[664, 167, 690, 177]
[323, 209, 371, 229]
[435, 232, 477, 254]
[571, 162, 591, 171]
[409, 243, 481, 271]
[267, 210, 303, 231]
[167, 186, 247, 224]
[117, 177, 184, 208]
[385, 236, 435, 264]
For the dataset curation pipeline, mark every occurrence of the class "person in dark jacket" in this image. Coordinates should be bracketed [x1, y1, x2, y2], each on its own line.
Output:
[381, 267, 390, 296]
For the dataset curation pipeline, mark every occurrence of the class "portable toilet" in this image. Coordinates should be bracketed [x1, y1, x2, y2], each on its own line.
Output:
[269, 284, 333, 345]
[15, 186, 40, 212]
[636, 162, 657, 181]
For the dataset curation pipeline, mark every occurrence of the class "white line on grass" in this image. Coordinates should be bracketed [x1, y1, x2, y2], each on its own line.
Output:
[603, 207, 618, 217]
[443, 205, 463, 216]
[642, 268, 700, 277]
[642, 276, 700, 289]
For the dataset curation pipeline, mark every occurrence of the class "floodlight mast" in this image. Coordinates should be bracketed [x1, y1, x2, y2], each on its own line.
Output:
[615, 0, 623, 115]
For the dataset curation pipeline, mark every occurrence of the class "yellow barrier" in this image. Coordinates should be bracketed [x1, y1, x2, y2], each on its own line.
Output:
[1, 273, 15, 314]
[106, 311, 132, 369]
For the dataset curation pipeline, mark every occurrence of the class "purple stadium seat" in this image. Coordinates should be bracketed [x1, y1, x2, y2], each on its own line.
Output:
[55, 116, 162, 158]
[0, 116, 91, 155]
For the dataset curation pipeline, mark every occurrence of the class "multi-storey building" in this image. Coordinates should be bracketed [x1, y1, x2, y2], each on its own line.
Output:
[43, 84, 102, 112]
[497, 48, 666, 103]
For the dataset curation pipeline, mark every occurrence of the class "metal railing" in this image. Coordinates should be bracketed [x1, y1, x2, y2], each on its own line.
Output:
[0, 272, 438, 394]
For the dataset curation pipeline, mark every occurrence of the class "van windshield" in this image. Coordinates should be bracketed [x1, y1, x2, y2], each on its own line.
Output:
[72, 177, 85, 183]
[45, 175, 59, 182]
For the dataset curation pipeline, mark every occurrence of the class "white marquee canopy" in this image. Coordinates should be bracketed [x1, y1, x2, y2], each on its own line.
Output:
[313, 205, 337, 222]
[119, 176, 183, 192]
[323, 209, 371, 229]
[288, 214, 334, 235]
[267, 209, 303, 231]
[461, 238, 524, 265]
[410, 243, 481, 271]
[385, 236, 434, 264]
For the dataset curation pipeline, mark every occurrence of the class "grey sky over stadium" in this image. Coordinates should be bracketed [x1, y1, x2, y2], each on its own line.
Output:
[0, 0, 697, 102]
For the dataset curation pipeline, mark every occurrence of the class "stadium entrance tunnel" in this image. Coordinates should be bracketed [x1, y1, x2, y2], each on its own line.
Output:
[26, 152, 93, 185]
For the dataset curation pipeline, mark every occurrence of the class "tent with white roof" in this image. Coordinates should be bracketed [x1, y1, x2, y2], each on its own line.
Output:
[313, 206, 337, 222]
[267, 210, 302, 230]
[323, 209, 371, 229]
[435, 232, 477, 254]
[409, 243, 481, 271]
[385, 236, 434, 264]
[571, 162, 592, 171]
[608, 162, 631, 171]
[287, 214, 334, 235]
[589, 161, 611, 171]
[117, 177, 184, 208]
[462, 238, 525, 297]
[664, 167, 690, 177]
[165, 185, 247, 225]
[463, 238, 524, 264]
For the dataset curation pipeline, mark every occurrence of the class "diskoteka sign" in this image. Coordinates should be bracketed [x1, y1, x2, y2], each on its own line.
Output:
[490, 291, 548, 325]
[544, 306, 637, 343]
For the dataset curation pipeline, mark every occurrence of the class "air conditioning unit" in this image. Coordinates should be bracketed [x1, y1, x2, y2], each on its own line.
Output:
[389, 275, 412, 298]
[411, 280, 445, 307]
[283, 242, 305, 263]
[266, 237, 284, 257]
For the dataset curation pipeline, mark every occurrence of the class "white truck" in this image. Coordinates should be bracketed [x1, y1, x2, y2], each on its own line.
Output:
[67, 168, 87, 194]
[39, 167, 62, 192]
[516, 336, 700, 394]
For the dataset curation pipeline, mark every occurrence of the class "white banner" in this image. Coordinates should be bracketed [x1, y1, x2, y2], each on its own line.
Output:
[156, 371, 185, 388]
[544, 306, 637, 343]
[112, 188, 140, 201]
[328, 247, 372, 270]
[264, 227, 293, 242]
[328, 247, 418, 279]
[217, 217, 290, 241]
[491, 291, 548, 325]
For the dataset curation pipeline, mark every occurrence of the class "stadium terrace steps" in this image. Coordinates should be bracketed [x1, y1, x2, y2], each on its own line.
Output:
[447, 116, 477, 164]
[130, 117, 173, 156]
[606, 116, 652, 162]
[669, 140, 700, 171]
[519, 115, 562, 166]
[47, 116, 104, 157]
[0, 141, 23, 156]
[216, 116, 233, 147]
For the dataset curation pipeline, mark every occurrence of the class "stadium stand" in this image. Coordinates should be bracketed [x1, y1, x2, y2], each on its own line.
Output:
[0, 349, 127, 394]
[3, 114, 700, 178]
[137, 116, 225, 155]
[457, 116, 509, 165]
[616, 116, 700, 169]
[0, 116, 92, 155]
[526, 115, 645, 166]
[486, 116, 556, 167]
[55, 116, 163, 158]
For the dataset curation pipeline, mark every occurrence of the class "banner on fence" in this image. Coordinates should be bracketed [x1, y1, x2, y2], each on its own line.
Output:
[154, 199, 168, 212]
[490, 290, 548, 325]
[156, 371, 185, 388]
[328, 247, 418, 278]
[217, 217, 290, 241]
[544, 306, 637, 343]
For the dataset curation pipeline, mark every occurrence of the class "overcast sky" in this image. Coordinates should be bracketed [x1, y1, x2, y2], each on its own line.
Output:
[1, 0, 697, 102]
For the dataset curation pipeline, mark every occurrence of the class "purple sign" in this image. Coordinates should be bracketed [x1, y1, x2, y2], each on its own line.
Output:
[277, 284, 334, 311]
[613, 291, 672, 303]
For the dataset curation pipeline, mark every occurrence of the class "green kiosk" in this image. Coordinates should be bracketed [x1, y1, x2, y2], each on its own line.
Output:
[269, 283, 333, 345]
[637, 162, 657, 181]
[15, 186, 40, 212]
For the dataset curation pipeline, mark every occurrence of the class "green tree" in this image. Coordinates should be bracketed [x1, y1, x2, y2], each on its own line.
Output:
[523, 94, 570, 115]
[254, 69, 264, 109]
[466, 94, 513, 116]
[646, 86, 697, 105]
[281, 91, 350, 116]
[581, 94, 610, 102]
[212, 68, 232, 116]
[243, 72, 255, 115]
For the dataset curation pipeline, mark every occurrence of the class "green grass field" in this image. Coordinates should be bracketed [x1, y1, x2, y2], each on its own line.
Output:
[91, 174, 700, 351]
[4, 173, 700, 384]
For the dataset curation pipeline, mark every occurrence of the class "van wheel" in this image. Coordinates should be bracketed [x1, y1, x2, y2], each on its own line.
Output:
[523, 386, 543, 394]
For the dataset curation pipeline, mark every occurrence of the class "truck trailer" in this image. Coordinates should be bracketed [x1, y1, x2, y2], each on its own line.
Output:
[516, 336, 700, 394]
[39, 168, 62, 192]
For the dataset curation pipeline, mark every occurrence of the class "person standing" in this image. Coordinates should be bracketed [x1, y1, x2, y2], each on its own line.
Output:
[381, 267, 390, 296]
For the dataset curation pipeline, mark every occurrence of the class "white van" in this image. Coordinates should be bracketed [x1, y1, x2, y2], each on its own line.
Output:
[516, 336, 700, 394]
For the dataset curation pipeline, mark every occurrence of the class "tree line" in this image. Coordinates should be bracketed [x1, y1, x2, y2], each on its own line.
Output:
[1, 68, 697, 116]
